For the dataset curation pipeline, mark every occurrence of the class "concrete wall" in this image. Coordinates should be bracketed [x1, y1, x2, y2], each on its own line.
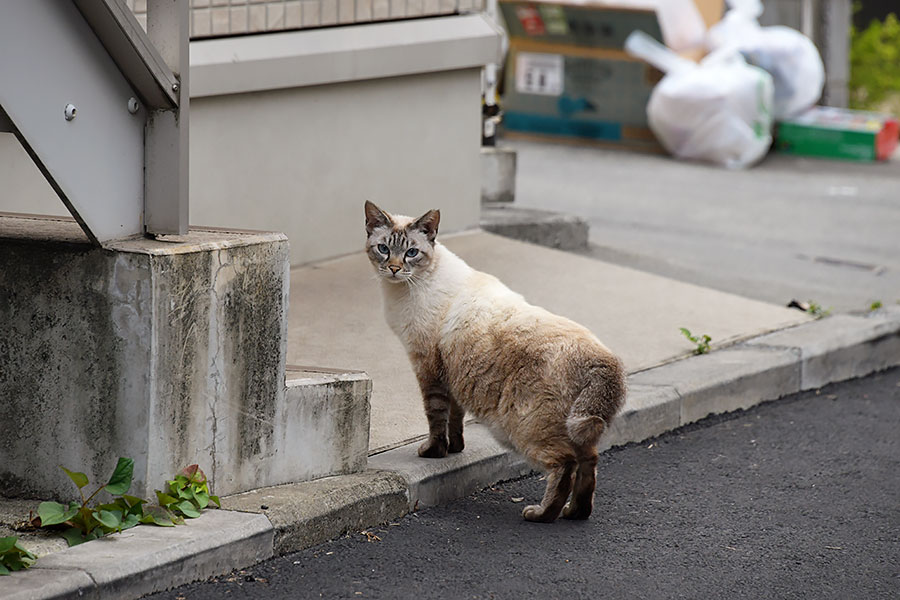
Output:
[0, 219, 368, 501]
[189, 67, 483, 265]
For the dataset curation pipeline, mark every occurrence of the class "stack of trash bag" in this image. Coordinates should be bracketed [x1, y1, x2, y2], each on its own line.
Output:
[707, 0, 824, 120]
[625, 0, 824, 168]
[625, 30, 774, 169]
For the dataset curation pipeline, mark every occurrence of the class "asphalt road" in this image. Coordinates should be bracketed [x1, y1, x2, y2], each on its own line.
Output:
[513, 140, 900, 313]
[148, 367, 900, 600]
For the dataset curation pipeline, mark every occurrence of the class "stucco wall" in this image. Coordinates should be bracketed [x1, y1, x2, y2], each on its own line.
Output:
[189, 67, 483, 265]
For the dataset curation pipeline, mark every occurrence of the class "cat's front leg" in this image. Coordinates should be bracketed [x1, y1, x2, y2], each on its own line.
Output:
[418, 390, 452, 458]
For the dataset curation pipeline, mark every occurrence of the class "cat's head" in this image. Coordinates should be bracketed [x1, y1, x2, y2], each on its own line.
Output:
[364, 201, 440, 284]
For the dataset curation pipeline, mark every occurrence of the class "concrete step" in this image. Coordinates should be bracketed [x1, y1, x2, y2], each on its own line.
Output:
[480, 203, 589, 251]
[281, 366, 371, 482]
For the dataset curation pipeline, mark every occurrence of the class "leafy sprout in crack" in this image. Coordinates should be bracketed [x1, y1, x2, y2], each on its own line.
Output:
[679, 327, 712, 355]
[37, 458, 142, 547]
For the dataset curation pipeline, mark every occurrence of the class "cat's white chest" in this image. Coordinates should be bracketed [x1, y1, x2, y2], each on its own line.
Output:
[382, 283, 446, 353]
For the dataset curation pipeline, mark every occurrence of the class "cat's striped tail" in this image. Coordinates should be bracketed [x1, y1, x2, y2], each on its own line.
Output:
[566, 357, 627, 447]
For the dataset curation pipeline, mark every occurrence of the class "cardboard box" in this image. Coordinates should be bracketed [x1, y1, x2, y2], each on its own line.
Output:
[498, 0, 723, 150]
[775, 106, 900, 162]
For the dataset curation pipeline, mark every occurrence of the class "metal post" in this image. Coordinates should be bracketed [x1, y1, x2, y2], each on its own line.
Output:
[145, 0, 190, 236]
[820, 0, 851, 108]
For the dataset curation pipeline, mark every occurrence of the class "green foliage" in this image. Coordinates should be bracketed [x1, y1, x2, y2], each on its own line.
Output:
[37, 460, 220, 547]
[679, 328, 712, 355]
[869, 300, 883, 311]
[807, 301, 831, 319]
[850, 12, 900, 111]
[0, 536, 37, 575]
[155, 465, 221, 521]
[37, 458, 141, 547]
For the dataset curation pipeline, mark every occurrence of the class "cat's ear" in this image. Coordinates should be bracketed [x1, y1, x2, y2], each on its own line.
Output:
[365, 201, 392, 235]
[411, 209, 440, 243]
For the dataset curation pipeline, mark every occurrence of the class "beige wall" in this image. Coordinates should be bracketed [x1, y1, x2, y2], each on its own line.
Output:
[0, 133, 64, 217]
[189, 67, 483, 265]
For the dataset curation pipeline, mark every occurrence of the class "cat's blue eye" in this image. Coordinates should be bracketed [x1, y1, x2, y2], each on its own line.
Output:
[405, 248, 419, 258]
[377, 244, 390, 255]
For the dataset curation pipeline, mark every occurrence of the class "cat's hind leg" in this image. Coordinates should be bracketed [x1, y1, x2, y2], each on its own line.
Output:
[522, 461, 576, 523]
[448, 397, 466, 454]
[562, 447, 598, 520]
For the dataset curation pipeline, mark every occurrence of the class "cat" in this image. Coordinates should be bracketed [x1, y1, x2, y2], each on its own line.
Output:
[364, 201, 626, 523]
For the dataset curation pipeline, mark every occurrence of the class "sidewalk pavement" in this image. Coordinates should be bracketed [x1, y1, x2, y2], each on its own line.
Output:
[3, 214, 900, 600]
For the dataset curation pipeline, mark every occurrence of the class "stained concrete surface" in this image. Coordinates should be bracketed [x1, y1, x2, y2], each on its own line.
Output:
[0, 218, 299, 500]
[512, 139, 900, 313]
[287, 231, 808, 453]
[147, 367, 900, 600]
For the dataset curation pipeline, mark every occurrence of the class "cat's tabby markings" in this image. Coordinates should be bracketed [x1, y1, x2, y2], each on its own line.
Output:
[365, 201, 626, 522]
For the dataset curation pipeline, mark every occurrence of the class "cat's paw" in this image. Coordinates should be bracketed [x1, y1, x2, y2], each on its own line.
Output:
[417, 438, 448, 458]
[561, 502, 592, 520]
[448, 435, 465, 454]
[522, 505, 556, 523]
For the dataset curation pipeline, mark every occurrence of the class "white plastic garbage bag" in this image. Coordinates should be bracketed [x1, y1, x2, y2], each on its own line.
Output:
[707, 0, 824, 119]
[625, 30, 774, 169]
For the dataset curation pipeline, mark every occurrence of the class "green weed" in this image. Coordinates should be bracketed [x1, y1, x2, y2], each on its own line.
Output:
[0, 536, 37, 575]
[680, 328, 712, 355]
[37, 458, 143, 547]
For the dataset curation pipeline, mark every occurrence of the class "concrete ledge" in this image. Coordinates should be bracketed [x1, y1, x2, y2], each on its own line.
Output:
[368, 423, 533, 510]
[278, 366, 372, 483]
[480, 204, 590, 251]
[221, 470, 409, 555]
[2, 569, 95, 600]
[746, 308, 900, 390]
[2, 510, 273, 600]
[630, 346, 802, 425]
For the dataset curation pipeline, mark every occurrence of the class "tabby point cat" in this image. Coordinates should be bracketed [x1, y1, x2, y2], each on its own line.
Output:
[364, 201, 626, 523]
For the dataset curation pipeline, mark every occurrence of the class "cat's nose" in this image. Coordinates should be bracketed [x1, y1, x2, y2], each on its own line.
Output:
[389, 265, 401, 275]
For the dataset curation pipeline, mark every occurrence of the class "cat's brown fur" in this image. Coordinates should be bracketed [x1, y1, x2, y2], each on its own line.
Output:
[365, 201, 626, 522]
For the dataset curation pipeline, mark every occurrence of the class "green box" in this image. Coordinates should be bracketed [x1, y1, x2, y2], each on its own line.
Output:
[775, 106, 899, 162]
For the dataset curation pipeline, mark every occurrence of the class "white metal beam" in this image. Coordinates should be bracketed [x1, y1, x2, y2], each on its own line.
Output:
[143, 0, 189, 235]
[73, 0, 179, 109]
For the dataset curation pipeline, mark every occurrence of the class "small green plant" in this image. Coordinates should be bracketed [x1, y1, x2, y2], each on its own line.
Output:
[37, 458, 143, 547]
[155, 465, 220, 521]
[0, 536, 37, 575]
[870, 300, 883, 311]
[807, 301, 831, 319]
[680, 328, 712, 355]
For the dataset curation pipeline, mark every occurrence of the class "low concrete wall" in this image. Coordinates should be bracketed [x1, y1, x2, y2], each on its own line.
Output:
[0, 216, 367, 501]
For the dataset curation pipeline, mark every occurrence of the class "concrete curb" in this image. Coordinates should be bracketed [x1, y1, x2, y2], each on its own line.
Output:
[480, 203, 589, 251]
[4, 307, 898, 599]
